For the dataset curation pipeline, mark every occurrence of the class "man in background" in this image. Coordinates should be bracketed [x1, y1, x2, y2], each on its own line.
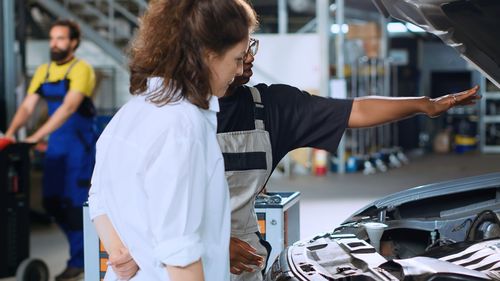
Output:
[5, 19, 97, 281]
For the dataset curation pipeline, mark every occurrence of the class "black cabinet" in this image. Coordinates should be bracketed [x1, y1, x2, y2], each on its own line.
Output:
[0, 144, 31, 277]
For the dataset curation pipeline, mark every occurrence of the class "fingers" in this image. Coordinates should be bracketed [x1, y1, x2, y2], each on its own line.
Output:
[239, 249, 263, 265]
[113, 259, 136, 271]
[24, 138, 37, 144]
[229, 237, 265, 275]
[231, 267, 242, 275]
[4, 135, 16, 142]
[230, 238, 263, 266]
[450, 85, 480, 106]
[463, 85, 479, 94]
[230, 262, 254, 274]
[111, 261, 139, 280]
[109, 249, 133, 264]
[232, 237, 257, 253]
[108, 248, 139, 280]
[458, 85, 480, 98]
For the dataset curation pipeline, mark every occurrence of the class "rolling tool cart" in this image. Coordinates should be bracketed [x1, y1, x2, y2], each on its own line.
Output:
[0, 141, 48, 281]
[83, 202, 105, 281]
[255, 191, 300, 273]
[83, 192, 301, 279]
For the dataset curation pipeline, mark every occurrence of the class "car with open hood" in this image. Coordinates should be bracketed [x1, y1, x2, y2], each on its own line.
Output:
[265, 1, 500, 280]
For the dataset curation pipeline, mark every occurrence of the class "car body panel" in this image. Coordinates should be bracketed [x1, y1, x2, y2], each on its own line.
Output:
[372, 0, 500, 88]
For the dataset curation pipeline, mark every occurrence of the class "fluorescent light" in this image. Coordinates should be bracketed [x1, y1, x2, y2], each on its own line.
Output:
[387, 22, 407, 33]
[405, 23, 425, 32]
[330, 24, 349, 34]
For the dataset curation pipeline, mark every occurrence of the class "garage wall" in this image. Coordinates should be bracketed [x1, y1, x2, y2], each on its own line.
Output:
[419, 41, 478, 97]
[418, 41, 481, 150]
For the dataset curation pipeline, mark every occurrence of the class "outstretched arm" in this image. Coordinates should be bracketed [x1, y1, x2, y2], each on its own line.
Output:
[348, 85, 480, 128]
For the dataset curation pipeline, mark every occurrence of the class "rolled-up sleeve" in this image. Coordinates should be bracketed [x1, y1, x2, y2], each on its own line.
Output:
[88, 185, 106, 220]
[143, 133, 207, 267]
[88, 141, 106, 220]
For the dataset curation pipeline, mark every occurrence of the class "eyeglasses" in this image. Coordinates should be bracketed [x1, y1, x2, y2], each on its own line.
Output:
[245, 38, 259, 58]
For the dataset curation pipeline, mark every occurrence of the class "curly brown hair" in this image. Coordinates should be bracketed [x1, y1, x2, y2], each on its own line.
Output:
[129, 0, 258, 109]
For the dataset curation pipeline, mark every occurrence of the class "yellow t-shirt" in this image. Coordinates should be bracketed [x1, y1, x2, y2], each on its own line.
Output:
[28, 58, 96, 98]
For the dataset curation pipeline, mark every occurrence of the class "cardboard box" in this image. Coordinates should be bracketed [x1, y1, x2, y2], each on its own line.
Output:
[347, 22, 381, 40]
[362, 37, 381, 58]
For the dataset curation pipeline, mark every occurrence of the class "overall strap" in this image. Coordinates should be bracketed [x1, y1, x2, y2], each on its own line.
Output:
[63, 59, 80, 79]
[43, 59, 80, 82]
[43, 62, 52, 83]
[249, 87, 265, 130]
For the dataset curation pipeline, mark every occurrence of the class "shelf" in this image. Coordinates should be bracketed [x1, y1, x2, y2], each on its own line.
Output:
[447, 107, 477, 116]
[484, 92, 500, 100]
[482, 146, 500, 153]
[483, 116, 500, 123]
[480, 76, 500, 153]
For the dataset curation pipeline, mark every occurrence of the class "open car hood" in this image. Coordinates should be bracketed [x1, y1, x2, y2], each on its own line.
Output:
[344, 172, 500, 223]
[371, 0, 500, 88]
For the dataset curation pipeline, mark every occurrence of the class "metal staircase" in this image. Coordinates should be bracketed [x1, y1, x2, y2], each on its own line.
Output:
[33, 0, 147, 66]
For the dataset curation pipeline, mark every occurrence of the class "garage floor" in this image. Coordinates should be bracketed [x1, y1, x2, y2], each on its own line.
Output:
[1, 151, 499, 281]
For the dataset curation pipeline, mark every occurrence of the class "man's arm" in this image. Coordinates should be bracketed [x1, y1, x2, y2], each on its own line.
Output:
[348, 85, 480, 128]
[5, 94, 40, 139]
[25, 90, 85, 143]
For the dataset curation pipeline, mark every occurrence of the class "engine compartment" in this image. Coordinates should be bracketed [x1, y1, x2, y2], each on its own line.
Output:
[336, 186, 500, 261]
[265, 182, 500, 281]
[266, 225, 500, 281]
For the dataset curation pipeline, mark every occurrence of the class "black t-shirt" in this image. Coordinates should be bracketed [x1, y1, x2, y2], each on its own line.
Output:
[217, 83, 353, 170]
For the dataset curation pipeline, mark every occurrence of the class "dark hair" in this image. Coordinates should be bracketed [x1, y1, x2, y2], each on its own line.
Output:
[50, 19, 81, 49]
[129, 0, 258, 109]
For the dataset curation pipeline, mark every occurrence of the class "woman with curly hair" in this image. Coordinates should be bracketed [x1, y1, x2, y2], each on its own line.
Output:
[88, 0, 258, 280]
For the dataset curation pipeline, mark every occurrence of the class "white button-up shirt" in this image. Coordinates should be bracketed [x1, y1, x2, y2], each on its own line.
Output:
[88, 78, 230, 281]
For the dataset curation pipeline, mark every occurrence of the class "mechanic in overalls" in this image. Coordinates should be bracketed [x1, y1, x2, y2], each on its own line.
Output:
[218, 39, 353, 281]
[5, 19, 96, 281]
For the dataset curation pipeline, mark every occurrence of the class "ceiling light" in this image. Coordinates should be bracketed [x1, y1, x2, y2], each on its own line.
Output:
[387, 22, 407, 33]
[405, 23, 425, 32]
[330, 24, 349, 34]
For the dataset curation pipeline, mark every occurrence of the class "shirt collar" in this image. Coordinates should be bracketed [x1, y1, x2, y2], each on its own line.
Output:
[147, 77, 220, 113]
[207, 95, 220, 113]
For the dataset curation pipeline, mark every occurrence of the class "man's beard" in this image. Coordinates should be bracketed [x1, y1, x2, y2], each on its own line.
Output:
[50, 48, 71, 62]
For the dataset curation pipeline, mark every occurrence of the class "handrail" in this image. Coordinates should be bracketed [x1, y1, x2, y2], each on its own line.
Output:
[37, 0, 127, 66]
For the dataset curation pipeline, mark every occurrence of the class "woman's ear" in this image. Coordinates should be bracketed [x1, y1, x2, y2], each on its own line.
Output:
[203, 49, 218, 66]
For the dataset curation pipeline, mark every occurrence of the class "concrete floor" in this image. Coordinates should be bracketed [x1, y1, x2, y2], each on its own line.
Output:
[269, 151, 500, 239]
[1, 151, 499, 280]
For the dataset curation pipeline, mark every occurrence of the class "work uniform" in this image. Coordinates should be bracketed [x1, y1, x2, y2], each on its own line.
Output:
[88, 77, 230, 281]
[28, 58, 96, 268]
[217, 84, 352, 280]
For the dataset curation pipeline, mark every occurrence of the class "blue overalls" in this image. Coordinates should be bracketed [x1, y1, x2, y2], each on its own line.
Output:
[38, 60, 97, 268]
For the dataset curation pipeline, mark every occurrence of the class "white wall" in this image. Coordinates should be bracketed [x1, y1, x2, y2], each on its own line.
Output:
[249, 34, 320, 92]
